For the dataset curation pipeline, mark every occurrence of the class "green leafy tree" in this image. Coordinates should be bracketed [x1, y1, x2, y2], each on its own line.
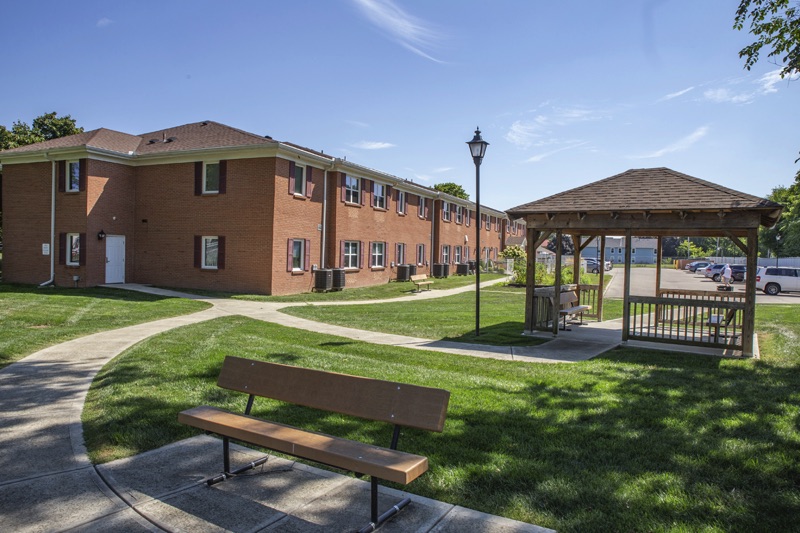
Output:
[433, 182, 469, 200]
[734, 0, 800, 79]
[676, 239, 705, 259]
[0, 112, 83, 244]
[760, 184, 800, 257]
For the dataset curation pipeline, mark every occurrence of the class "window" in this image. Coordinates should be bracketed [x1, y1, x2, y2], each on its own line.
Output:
[345, 176, 360, 204]
[418, 197, 427, 218]
[396, 242, 406, 265]
[397, 190, 407, 214]
[611, 248, 615, 253]
[291, 163, 305, 195]
[632, 248, 636, 254]
[442, 245, 451, 264]
[466, 209, 471, 227]
[201, 236, 219, 269]
[343, 241, 360, 269]
[204, 163, 220, 193]
[287, 238, 310, 272]
[66, 233, 80, 266]
[373, 183, 386, 209]
[417, 243, 425, 265]
[67, 161, 81, 192]
[371, 241, 386, 268]
[455, 246, 462, 263]
[442, 201, 451, 221]
[455, 205, 463, 224]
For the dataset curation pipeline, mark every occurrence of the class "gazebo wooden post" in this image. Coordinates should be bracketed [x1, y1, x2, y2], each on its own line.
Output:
[525, 227, 540, 332]
[571, 234, 581, 286]
[622, 230, 633, 342]
[553, 230, 563, 336]
[743, 228, 758, 356]
[656, 237, 663, 294]
[598, 236, 606, 321]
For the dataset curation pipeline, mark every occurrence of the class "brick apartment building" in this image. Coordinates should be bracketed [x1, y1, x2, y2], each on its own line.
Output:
[1, 121, 523, 295]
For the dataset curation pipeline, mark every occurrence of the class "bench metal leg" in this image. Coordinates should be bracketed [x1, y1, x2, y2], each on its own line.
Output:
[357, 477, 412, 533]
[205, 437, 270, 486]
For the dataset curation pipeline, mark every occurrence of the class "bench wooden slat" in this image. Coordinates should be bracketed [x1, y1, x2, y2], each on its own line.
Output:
[179, 406, 428, 484]
[217, 357, 450, 433]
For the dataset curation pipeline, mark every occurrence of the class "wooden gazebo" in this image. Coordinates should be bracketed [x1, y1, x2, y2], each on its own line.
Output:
[506, 168, 783, 356]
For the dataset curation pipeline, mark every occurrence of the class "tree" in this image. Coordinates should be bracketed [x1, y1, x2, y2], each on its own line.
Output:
[760, 184, 800, 257]
[0, 112, 83, 244]
[734, 0, 800, 79]
[676, 239, 705, 259]
[433, 182, 469, 200]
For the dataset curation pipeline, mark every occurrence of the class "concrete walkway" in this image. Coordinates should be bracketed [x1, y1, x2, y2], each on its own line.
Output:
[0, 280, 559, 533]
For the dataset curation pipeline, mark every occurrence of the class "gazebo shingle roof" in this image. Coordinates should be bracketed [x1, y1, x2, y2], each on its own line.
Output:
[507, 168, 781, 227]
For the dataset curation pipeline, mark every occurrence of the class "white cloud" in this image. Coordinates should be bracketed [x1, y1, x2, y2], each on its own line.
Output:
[505, 120, 541, 149]
[96, 17, 113, 28]
[702, 68, 798, 104]
[347, 120, 370, 128]
[351, 0, 446, 63]
[351, 140, 395, 150]
[505, 106, 604, 149]
[703, 87, 755, 104]
[660, 86, 694, 101]
[525, 142, 589, 163]
[630, 126, 709, 159]
[433, 167, 453, 173]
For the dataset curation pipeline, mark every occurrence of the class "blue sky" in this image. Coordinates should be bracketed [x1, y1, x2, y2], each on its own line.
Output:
[2, 0, 797, 211]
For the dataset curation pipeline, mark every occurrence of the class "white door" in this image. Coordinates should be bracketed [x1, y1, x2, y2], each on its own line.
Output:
[105, 236, 126, 283]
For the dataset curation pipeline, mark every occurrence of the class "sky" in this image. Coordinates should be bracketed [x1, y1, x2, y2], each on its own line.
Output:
[1, 0, 798, 212]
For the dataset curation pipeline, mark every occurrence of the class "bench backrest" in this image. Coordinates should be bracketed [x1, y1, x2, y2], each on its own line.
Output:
[217, 356, 449, 432]
[410, 274, 428, 282]
[555, 291, 579, 307]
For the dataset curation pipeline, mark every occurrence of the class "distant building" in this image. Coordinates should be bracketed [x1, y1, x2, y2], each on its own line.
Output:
[582, 237, 658, 264]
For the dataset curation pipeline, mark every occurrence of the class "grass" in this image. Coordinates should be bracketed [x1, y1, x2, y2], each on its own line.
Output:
[0, 283, 210, 368]
[82, 306, 800, 532]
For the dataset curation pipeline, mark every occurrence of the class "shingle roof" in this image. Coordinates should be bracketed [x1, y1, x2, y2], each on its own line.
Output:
[507, 168, 780, 215]
[135, 120, 278, 154]
[0, 128, 142, 155]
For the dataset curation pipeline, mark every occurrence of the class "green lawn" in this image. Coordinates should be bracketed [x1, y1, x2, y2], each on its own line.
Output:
[82, 305, 800, 532]
[0, 283, 210, 368]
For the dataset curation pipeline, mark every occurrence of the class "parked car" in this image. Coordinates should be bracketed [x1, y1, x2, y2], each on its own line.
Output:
[685, 261, 710, 272]
[584, 258, 612, 273]
[703, 263, 726, 281]
[729, 264, 746, 283]
[755, 266, 800, 295]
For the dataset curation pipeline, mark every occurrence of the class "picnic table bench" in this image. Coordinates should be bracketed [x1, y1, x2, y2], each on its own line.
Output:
[553, 291, 591, 330]
[179, 356, 450, 533]
[410, 274, 433, 292]
[706, 308, 737, 343]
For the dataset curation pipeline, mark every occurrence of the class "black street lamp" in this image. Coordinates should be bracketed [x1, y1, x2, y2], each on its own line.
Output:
[776, 234, 781, 267]
[467, 128, 489, 336]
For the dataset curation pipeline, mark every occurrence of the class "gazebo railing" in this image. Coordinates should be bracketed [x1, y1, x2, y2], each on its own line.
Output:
[627, 295, 745, 352]
[577, 284, 599, 320]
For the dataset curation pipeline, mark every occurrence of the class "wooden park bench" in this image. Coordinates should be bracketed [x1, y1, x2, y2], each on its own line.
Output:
[410, 274, 433, 292]
[178, 356, 450, 533]
[706, 308, 737, 343]
[554, 291, 591, 331]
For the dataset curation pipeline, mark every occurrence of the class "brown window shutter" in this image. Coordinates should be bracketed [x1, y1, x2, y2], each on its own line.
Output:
[59, 233, 66, 264]
[219, 160, 227, 194]
[341, 174, 347, 202]
[79, 233, 87, 265]
[361, 179, 368, 206]
[385, 185, 391, 210]
[340, 240, 345, 267]
[57, 161, 66, 192]
[194, 236, 202, 267]
[217, 236, 226, 269]
[288, 161, 296, 195]
[287, 238, 294, 272]
[194, 163, 203, 196]
[359, 241, 364, 268]
[79, 159, 87, 192]
[304, 239, 311, 270]
[306, 166, 313, 198]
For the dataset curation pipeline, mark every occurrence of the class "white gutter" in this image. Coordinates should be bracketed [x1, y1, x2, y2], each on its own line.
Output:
[39, 157, 56, 287]
[321, 158, 338, 267]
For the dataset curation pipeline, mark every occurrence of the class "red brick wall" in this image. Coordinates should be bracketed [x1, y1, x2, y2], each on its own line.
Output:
[2, 162, 54, 284]
[134, 157, 276, 294]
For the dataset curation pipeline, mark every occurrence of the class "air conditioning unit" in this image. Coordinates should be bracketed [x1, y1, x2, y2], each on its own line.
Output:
[397, 264, 412, 281]
[331, 268, 346, 290]
[314, 269, 333, 291]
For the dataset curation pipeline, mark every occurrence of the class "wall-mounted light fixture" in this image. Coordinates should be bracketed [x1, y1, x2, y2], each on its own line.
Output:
[97, 230, 106, 240]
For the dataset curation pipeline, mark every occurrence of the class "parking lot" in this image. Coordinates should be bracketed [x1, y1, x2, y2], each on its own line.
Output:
[604, 266, 800, 304]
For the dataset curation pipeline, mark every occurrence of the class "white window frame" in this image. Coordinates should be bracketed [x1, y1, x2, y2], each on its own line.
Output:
[293, 164, 305, 196]
[201, 236, 219, 270]
[291, 239, 305, 271]
[417, 243, 425, 266]
[345, 176, 360, 204]
[442, 201, 451, 222]
[418, 197, 427, 219]
[204, 162, 220, 194]
[67, 161, 80, 192]
[455, 246, 462, 264]
[373, 183, 386, 209]
[442, 245, 451, 264]
[66, 232, 80, 266]
[344, 241, 360, 269]
[397, 190, 407, 214]
[455, 205, 463, 224]
[396, 242, 406, 265]
[371, 241, 386, 268]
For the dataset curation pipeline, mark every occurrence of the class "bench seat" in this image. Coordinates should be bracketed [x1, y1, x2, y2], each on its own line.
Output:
[179, 406, 428, 484]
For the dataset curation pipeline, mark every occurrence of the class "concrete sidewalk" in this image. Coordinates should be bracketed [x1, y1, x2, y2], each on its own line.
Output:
[0, 280, 557, 532]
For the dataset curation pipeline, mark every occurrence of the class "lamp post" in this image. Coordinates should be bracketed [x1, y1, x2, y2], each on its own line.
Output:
[776, 234, 781, 267]
[467, 128, 489, 336]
